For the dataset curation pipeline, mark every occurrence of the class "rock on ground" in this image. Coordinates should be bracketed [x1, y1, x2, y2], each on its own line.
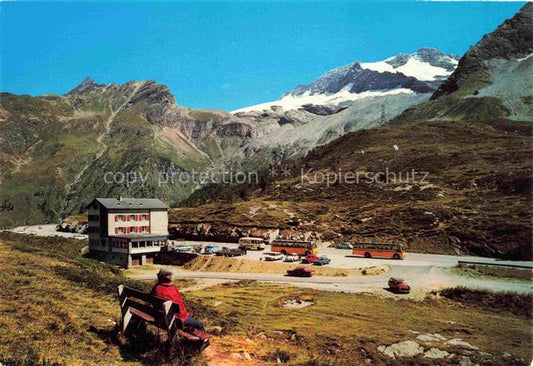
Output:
[445, 338, 479, 350]
[424, 348, 450, 359]
[378, 340, 424, 359]
[417, 333, 447, 342]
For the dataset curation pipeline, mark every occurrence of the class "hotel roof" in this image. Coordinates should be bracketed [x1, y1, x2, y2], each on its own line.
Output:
[89, 198, 169, 210]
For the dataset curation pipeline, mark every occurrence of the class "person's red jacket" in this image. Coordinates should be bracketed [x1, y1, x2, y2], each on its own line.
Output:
[152, 282, 189, 322]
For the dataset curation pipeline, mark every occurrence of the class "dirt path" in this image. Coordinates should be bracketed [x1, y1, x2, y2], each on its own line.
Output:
[203, 347, 269, 366]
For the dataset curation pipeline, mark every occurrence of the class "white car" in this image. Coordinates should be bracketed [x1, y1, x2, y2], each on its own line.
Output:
[263, 252, 284, 261]
[336, 242, 353, 249]
[283, 254, 299, 262]
[172, 245, 195, 253]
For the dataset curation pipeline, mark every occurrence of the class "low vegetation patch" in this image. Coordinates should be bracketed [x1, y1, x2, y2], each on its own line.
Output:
[438, 286, 532, 318]
[452, 263, 532, 281]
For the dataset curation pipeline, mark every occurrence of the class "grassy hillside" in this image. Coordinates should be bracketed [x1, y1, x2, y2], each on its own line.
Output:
[0, 232, 216, 365]
[0, 82, 216, 227]
[171, 120, 532, 259]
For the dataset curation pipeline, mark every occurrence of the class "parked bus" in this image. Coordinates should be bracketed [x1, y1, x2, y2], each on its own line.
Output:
[271, 239, 317, 256]
[238, 237, 266, 251]
[352, 243, 405, 260]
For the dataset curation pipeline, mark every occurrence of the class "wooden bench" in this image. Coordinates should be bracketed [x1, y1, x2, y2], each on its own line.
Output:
[117, 285, 211, 345]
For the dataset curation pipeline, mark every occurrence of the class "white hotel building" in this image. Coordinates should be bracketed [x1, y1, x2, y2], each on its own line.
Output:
[86, 197, 169, 268]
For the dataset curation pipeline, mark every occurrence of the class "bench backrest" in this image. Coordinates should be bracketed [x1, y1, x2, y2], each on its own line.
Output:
[117, 285, 181, 339]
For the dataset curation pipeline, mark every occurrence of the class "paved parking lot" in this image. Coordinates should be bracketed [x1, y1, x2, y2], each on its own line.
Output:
[176, 240, 531, 269]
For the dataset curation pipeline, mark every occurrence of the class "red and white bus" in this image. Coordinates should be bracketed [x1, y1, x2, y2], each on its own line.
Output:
[271, 239, 317, 256]
[352, 243, 405, 260]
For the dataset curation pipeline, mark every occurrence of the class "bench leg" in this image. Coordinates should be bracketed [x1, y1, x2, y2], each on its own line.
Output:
[122, 310, 133, 334]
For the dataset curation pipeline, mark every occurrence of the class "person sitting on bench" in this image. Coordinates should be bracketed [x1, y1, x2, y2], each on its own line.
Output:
[151, 267, 205, 331]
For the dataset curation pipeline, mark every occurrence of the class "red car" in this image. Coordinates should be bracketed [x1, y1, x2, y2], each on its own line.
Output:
[388, 277, 411, 294]
[287, 267, 315, 277]
[301, 254, 319, 264]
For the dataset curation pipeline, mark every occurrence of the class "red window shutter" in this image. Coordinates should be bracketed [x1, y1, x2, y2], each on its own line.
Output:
[115, 215, 118, 222]
[115, 228, 118, 234]
[135, 227, 138, 233]
[136, 214, 140, 221]
[127, 216, 130, 221]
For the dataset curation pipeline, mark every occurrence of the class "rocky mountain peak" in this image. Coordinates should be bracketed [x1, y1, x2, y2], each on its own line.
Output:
[130, 80, 177, 106]
[432, 2, 533, 99]
[382, 48, 459, 72]
[68, 76, 99, 94]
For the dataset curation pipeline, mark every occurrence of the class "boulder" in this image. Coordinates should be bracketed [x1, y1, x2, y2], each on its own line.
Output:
[445, 339, 479, 350]
[417, 333, 447, 342]
[378, 340, 424, 359]
[424, 348, 450, 359]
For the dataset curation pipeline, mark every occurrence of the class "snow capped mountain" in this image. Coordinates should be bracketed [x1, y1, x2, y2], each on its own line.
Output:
[233, 48, 459, 113]
[362, 48, 458, 81]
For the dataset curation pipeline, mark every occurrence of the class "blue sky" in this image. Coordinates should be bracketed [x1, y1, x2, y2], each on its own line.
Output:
[1, 1, 525, 111]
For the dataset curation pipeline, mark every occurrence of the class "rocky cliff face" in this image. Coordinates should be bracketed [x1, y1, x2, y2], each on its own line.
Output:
[393, 3, 533, 124]
[432, 3, 533, 99]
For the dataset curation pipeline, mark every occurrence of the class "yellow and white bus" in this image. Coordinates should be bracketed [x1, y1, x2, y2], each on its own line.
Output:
[238, 237, 266, 251]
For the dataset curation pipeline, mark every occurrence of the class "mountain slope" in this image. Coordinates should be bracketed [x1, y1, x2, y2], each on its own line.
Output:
[171, 120, 532, 260]
[0, 80, 230, 225]
[394, 3, 533, 123]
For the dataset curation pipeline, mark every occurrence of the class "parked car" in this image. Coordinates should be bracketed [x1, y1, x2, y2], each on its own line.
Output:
[388, 277, 411, 294]
[313, 256, 331, 266]
[215, 247, 244, 257]
[171, 245, 195, 253]
[336, 242, 353, 249]
[283, 254, 299, 262]
[264, 252, 284, 261]
[287, 267, 315, 277]
[301, 254, 320, 264]
[204, 245, 221, 254]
